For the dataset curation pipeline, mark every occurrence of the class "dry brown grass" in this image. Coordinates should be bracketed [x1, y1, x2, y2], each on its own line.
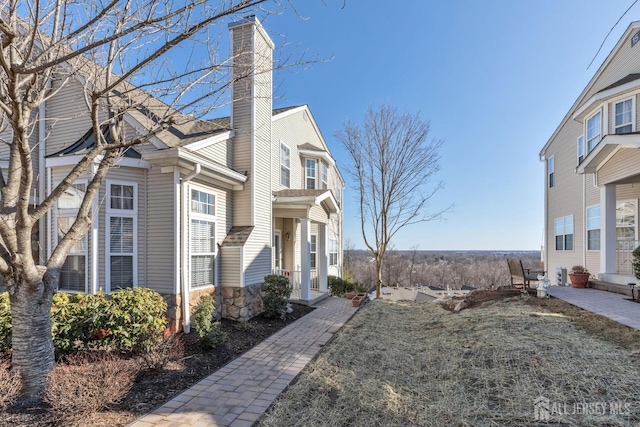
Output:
[258, 294, 640, 426]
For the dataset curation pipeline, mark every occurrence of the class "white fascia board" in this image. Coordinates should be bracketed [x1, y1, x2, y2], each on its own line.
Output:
[144, 147, 247, 184]
[272, 105, 307, 120]
[123, 113, 167, 149]
[184, 130, 234, 151]
[572, 81, 640, 121]
[46, 154, 150, 169]
[315, 191, 340, 214]
[298, 148, 337, 168]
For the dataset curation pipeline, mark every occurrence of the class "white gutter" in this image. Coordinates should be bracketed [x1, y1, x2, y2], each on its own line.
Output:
[180, 163, 201, 333]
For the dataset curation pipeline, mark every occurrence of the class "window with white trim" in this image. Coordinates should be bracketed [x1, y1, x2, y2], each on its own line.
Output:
[577, 135, 584, 164]
[587, 205, 600, 251]
[329, 239, 338, 266]
[57, 183, 88, 292]
[306, 159, 316, 189]
[616, 200, 636, 240]
[554, 216, 573, 251]
[310, 234, 317, 269]
[280, 142, 290, 187]
[106, 182, 137, 290]
[614, 98, 634, 134]
[190, 188, 216, 289]
[548, 156, 554, 188]
[586, 111, 602, 152]
[321, 161, 328, 189]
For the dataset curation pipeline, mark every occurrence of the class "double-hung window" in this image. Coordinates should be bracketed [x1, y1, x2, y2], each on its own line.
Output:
[321, 161, 328, 189]
[280, 142, 290, 187]
[586, 206, 601, 251]
[548, 156, 554, 188]
[586, 111, 602, 152]
[577, 135, 584, 164]
[306, 159, 316, 189]
[106, 181, 137, 290]
[57, 182, 88, 292]
[554, 216, 574, 251]
[310, 235, 317, 269]
[616, 200, 636, 240]
[190, 188, 216, 289]
[329, 239, 338, 266]
[615, 98, 634, 134]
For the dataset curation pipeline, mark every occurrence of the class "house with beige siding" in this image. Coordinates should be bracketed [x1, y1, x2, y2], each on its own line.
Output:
[1, 16, 344, 330]
[540, 20, 640, 291]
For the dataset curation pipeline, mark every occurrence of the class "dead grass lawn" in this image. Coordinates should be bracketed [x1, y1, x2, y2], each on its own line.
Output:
[258, 294, 640, 426]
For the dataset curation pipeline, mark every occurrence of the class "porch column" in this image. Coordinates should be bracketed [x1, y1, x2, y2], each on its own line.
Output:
[318, 224, 328, 292]
[300, 218, 311, 301]
[600, 184, 617, 275]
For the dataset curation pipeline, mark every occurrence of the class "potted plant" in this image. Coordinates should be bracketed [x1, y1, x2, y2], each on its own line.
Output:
[569, 265, 590, 288]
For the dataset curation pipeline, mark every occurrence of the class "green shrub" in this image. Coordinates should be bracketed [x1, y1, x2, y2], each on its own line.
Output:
[0, 293, 10, 354]
[192, 294, 215, 338]
[202, 321, 227, 348]
[328, 275, 354, 297]
[262, 274, 291, 319]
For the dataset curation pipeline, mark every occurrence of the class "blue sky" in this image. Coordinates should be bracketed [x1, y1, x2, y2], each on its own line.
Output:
[246, 0, 640, 251]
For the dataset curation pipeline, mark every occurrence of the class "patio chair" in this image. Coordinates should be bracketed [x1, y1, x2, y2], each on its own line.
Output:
[507, 259, 544, 291]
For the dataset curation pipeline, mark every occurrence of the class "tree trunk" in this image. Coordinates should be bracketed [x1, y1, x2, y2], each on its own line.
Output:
[9, 277, 55, 396]
[376, 258, 383, 299]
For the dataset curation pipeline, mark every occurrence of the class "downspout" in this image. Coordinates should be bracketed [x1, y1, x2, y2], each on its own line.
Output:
[180, 163, 201, 333]
[583, 174, 587, 267]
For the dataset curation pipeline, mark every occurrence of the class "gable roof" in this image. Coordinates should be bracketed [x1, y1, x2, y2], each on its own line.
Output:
[540, 20, 640, 156]
[597, 73, 640, 93]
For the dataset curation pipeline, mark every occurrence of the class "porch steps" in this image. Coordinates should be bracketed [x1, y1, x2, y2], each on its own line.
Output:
[589, 280, 634, 297]
[292, 292, 329, 306]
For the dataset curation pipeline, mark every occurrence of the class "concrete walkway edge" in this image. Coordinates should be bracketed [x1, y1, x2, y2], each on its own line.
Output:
[549, 286, 640, 330]
[130, 297, 358, 427]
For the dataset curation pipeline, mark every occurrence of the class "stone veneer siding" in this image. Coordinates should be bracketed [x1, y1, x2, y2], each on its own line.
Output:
[163, 287, 220, 332]
[220, 283, 265, 322]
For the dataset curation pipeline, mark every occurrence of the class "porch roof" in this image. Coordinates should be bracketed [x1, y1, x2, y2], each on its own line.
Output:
[272, 189, 339, 214]
[221, 226, 254, 247]
[576, 133, 640, 174]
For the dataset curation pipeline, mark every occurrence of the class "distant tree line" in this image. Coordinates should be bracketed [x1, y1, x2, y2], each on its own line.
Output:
[343, 245, 541, 290]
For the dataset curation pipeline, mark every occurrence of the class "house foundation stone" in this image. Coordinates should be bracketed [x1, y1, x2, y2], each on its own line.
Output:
[220, 283, 264, 322]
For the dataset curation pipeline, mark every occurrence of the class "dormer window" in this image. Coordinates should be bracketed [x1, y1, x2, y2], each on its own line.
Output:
[586, 111, 602, 152]
[614, 98, 634, 134]
[306, 159, 316, 189]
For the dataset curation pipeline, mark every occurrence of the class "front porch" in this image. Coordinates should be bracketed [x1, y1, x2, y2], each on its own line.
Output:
[274, 268, 329, 306]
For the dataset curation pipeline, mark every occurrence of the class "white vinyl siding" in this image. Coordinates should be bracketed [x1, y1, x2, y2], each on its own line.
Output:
[586, 206, 600, 251]
[554, 216, 574, 251]
[190, 188, 216, 289]
[586, 110, 602, 152]
[280, 142, 291, 187]
[56, 182, 88, 292]
[306, 159, 316, 190]
[106, 181, 137, 291]
[329, 239, 338, 266]
[614, 97, 634, 134]
[548, 156, 555, 188]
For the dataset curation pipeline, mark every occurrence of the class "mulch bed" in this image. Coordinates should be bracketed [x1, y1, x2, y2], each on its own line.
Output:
[1, 303, 315, 427]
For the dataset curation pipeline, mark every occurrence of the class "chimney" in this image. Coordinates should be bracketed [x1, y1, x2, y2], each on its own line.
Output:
[228, 16, 274, 228]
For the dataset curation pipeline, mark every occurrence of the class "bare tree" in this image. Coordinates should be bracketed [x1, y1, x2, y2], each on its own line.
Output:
[336, 104, 451, 298]
[0, 0, 305, 396]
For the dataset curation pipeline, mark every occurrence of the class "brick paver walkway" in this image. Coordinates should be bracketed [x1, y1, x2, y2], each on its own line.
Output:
[130, 297, 358, 427]
[549, 286, 640, 330]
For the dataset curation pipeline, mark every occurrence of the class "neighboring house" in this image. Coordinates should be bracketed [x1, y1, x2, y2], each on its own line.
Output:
[1, 16, 344, 330]
[540, 20, 640, 289]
